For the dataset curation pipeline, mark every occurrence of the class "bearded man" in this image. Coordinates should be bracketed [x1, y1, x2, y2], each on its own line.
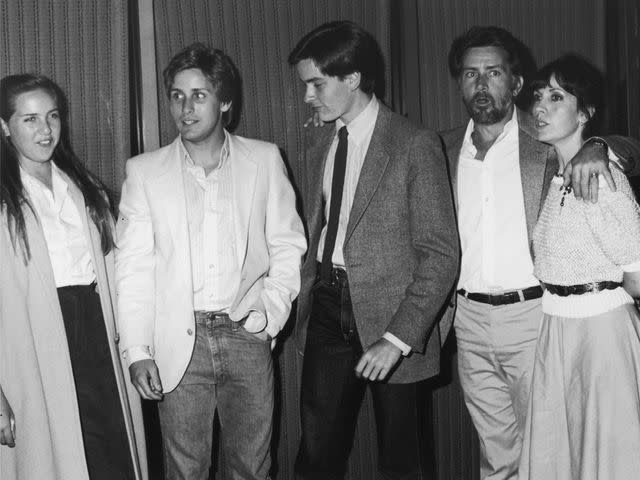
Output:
[440, 26, 640, 480]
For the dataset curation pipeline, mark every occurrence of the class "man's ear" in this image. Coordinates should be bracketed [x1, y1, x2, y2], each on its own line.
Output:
[0, 119, 10, 137]
[512, 75, 524, 98]
[220, 101, 232, 113]
[345, 71, 361, 91]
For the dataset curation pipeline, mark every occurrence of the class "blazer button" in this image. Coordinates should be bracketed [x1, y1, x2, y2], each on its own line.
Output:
[187, 328, 193, 336]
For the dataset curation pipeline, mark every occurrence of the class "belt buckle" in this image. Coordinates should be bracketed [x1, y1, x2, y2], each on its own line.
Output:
[330, 267, 346, 287]
[491, 291, 516, 305]
[491, 292, 508, 305]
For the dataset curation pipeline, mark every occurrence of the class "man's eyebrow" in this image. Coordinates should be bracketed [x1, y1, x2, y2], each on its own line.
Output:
[17, 108, 59, 117]
[462, 64, 506, 70]
[169, 87, 212, 92]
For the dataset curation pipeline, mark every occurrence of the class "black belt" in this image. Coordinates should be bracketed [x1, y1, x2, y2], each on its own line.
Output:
[543, 281, 622, 297]
[457, 286, 543, 306]
[317, 262, 348, 288]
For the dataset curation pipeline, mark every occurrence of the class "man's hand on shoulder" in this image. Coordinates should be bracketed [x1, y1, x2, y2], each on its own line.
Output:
[563, 138, 616, 202]
[355, 337, 402, 382]
[129, 359, 164, 401]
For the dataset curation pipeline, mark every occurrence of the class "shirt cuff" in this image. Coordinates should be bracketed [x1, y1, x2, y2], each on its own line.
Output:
[124, 345, 153, 367]
[242, 310, 268, 334]
[588, 136, 621, 168]
[383, 332, 411, 356]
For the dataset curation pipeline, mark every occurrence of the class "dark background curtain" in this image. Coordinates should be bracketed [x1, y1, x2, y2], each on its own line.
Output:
[148, 4, 391, 478]
[2, 0, 638, 479]
[1, 0, 130, 194]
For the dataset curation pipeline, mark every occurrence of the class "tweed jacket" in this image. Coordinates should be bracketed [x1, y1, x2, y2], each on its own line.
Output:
[0, 176, 147, 480]
[296, 103, 460, 384]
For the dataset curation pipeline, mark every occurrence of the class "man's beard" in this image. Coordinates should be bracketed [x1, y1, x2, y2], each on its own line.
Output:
[464, 91, 513, 125]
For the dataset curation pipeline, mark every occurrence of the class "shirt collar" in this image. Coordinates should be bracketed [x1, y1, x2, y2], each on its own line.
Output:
[180, 130, 231, 172]
[335, 95, 379, 147]
[21, 162, 69, 200]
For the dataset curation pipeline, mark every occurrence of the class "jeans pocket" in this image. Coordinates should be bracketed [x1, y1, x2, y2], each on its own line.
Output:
[237, 326, 270, 344]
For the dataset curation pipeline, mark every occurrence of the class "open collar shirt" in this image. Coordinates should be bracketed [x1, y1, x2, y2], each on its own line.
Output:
[21, 163, 95, 288]
[457, 108, 539, 293]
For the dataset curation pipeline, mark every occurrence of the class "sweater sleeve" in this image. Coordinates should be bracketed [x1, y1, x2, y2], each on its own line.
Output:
[584, 166, 640, 271]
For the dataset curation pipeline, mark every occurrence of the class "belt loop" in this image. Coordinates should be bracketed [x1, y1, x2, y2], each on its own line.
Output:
[517, 289, 525, 302]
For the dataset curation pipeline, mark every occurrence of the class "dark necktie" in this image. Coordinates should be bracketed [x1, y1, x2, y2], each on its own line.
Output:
[320, 126, 348, 282]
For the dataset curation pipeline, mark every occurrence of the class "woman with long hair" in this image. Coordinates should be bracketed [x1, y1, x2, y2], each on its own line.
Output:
[519, 55, 640, 479]
[0, 74, 146, 480]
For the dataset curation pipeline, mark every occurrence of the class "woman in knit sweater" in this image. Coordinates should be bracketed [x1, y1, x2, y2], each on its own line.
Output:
[518, 54, 640, 480]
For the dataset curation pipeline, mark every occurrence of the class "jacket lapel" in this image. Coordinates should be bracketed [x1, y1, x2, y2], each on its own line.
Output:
[23, 208, 60, 313]
[442, 127, 466, 210]
[517, 109, 555, 241]
[228, 134, 257, 268]
[147, 139, 190, 247]
[344, 106, 390, 245]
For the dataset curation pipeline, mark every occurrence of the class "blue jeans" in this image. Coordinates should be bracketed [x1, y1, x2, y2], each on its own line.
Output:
[158, 313, 274, 480]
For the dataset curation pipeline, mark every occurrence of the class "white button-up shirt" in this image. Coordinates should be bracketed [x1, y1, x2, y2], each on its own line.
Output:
[21, 164, 95, 287]
[316, 95, 379, 267]
[181, 135, 240, 311]
[457, 109, 539, 293]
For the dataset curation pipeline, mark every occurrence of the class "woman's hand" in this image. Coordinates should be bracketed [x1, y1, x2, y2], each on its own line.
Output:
[0, 388, 16, 447]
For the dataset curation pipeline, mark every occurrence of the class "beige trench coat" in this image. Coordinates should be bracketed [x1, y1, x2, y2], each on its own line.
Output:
[0, 176, 147, 480]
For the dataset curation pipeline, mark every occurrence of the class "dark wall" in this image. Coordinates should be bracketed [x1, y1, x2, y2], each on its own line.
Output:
[392, 0, 607, 131]
[1, 0, 130, 192]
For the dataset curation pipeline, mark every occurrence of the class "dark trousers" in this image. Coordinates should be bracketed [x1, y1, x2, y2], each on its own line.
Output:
[295, 278, 433, 480]
[57, 284, 134, 480]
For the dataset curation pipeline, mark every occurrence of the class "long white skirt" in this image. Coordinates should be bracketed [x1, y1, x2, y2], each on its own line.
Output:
[519, 303, 640, 480]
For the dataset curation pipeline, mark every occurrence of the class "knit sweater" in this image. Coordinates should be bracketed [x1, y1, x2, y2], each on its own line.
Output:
[533, 165, 640, 316]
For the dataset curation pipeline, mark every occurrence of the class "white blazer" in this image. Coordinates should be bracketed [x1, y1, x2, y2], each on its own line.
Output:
[115, 134, 306, 392]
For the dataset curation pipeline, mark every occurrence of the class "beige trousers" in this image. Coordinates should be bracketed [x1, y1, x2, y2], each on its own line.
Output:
[454, 294, 542, 480]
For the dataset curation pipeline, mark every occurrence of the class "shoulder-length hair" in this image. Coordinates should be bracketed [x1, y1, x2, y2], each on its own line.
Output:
[529, 54, 605, 138]
[1, 74, 115, 260]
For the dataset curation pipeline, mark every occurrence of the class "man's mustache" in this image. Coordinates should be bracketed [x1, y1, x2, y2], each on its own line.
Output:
[471, 92, 495, 105]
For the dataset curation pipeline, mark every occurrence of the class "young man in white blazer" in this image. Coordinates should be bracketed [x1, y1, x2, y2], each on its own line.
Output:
[115, 43, 306, 480]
